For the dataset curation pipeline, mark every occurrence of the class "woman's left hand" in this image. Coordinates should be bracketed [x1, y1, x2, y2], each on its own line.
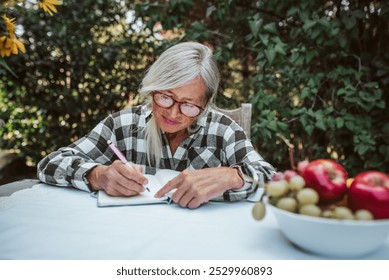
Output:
[154, 167, 243, 209]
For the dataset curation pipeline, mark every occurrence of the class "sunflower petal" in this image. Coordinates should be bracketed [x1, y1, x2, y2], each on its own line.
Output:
[11, 42, 18, 55]
[47, 4, 58, 14]
[39, 0, 62, 15]
[47, 0, 62, 5]
[5, 37, 13, 48]
[14, 38, 26, 53]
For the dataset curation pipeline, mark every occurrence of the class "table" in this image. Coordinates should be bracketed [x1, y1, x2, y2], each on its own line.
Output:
[0, 181, 388, 260]
[0, 179, 38, 197]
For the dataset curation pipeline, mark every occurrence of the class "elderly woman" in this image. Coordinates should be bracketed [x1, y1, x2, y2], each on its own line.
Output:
[37, 42, 275, 208]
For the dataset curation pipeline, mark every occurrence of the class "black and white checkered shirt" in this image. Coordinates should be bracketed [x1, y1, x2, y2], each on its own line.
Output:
[37, 105, 275, 201]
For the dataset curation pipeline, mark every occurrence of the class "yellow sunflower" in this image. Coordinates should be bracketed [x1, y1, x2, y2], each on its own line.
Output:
[0, 35, 25, 57]
[38, 0, 62, 16]
[3, 0, 15, 5]
[2, 14, 16, 37]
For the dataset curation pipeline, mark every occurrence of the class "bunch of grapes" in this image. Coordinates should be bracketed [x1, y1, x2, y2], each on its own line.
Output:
[252, 170, 374, 221]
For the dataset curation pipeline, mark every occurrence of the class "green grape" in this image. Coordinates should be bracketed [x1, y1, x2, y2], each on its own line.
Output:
[252, 202, 266, 221]
[355, 209, 374, 220]
[276, 197, 298, 212]
[299, 204, 322, 217]
[288, 175, 305, 191]
[266, 180, 289, 197]
[322, 209, 333, 218]
[296, 188, 319, 205]
[333, 206, 354, 220]
[268, 196, 280, 206]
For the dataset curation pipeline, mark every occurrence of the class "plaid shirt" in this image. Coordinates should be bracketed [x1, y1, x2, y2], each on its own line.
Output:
[37, 105, 275, 201]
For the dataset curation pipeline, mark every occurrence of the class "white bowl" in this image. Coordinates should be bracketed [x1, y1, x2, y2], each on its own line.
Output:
[267, 203, 389, 258]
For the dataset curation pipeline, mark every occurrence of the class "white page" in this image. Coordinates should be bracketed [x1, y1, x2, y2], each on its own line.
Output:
[97, 169, 180, 207]
[153, 169, 180, 186]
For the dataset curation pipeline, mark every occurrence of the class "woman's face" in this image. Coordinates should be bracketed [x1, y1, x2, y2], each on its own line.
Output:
[152, 78, 208, 135]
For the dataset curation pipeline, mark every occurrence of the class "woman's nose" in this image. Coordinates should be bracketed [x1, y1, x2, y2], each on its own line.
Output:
[169, 102, 182, 117]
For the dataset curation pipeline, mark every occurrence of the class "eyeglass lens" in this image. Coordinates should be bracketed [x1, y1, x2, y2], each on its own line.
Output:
[153, 93, 201, 117]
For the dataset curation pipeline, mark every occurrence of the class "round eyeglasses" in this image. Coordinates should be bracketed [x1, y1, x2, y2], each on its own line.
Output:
[153, 92, 205, 117]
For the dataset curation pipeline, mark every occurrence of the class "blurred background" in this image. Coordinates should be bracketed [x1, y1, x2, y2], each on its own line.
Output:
[1, 0, 388, 185]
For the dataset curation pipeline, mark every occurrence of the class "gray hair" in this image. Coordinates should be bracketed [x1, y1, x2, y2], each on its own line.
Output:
[139, 42, 220, 166]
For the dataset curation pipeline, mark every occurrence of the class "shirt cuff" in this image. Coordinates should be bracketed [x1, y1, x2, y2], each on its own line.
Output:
[230, 165, 252, 191]
[72, 162, 101, 192]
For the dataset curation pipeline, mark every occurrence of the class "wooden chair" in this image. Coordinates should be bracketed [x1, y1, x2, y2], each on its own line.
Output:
[213, 103, 252, 139]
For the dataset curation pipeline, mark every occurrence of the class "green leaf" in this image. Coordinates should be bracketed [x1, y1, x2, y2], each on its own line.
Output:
[315, 118, 326, 131]
[330, 27, 340, 36]
[268, 120, 277, 131]
[299, 11, 309, 21]
[287, 7, 299, 17]
[206, 5, 216, 17]
[0, 58, 18, 78]
[318, 17, 330, 28]
[274, 43, 286, 55]
[307, 78, 317, 88]
[345, 120, 356, 131]
[327, 117, 335, 129]
[264, 49, 276, 65]
[311, 28, 321, 39]
[264, 22, 277, 34]
[343, 16, 356, 30]
[338, 36, 347, 48]
[300, 87, 310, 99]
[305, 125, 314, 135]
[376, 100, 386, 109]
[305, 51, 317, 63]
[259, 34, 269, 45]
[336, 117, 344, 129]
[249, 18, 263, 37]
[356, 144, 370, 155]
[299, 114, 309, 128]
[277, 121, 288, 131]
[303, 20, 316, 31]
[290, 28, 301, 39]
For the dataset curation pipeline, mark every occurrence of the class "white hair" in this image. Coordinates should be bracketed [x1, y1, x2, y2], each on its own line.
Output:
[139, 42, 221, 166]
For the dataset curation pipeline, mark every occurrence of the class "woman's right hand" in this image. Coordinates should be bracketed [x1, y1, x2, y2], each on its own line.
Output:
[86, 160, 148, 196]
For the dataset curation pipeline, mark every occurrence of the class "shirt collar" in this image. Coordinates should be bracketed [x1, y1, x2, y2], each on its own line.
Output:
[143, 106, 153, 122]
[194, 107, 209, 127]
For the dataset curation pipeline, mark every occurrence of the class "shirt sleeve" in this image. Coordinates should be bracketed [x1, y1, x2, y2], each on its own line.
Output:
[212, 127, 276, 202]
[37, 115, 116, 192]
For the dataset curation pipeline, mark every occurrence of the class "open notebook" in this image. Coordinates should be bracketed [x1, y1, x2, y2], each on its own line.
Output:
[97, 169, 180, 207]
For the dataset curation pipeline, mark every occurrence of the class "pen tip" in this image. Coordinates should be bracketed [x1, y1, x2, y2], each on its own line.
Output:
[107, 140, 112, 145]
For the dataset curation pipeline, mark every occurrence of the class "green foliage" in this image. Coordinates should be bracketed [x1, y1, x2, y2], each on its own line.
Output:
[1, 0, 388, 177]
[245, 0, 389, 175]
[135, 0, 389, 175]
[0, 0, 154, 163]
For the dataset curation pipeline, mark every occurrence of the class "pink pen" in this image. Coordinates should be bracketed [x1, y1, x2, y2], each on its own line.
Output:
[107, 140, 150, 192]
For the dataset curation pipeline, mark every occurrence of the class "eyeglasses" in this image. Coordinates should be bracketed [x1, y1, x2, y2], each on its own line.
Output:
[152, 92, 205, 117]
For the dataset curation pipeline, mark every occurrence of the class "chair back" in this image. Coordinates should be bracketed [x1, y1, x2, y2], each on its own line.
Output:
[213, 103, 252, 139]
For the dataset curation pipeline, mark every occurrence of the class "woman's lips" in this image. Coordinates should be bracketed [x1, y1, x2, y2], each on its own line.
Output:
[163, 116, 180, 125]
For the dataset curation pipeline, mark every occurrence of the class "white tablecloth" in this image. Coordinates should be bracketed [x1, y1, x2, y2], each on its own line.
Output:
[0, 184, 388, 260]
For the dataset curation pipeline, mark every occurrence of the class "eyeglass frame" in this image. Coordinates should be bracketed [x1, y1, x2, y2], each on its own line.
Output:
[152, 91, 206, 117]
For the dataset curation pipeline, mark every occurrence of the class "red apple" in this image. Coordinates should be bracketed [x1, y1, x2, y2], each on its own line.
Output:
[301, 159, 347, 204]
[348, 171, 389, 219]
[271, 171, 285, 181]
[297, 160, 309, 174]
